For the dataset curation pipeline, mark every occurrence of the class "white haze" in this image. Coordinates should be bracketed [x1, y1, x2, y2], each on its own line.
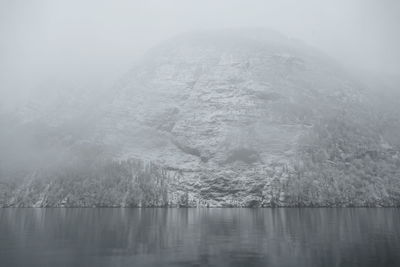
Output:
[0, 0, 399, 108]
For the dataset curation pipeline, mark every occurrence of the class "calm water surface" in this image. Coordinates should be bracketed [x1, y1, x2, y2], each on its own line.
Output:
[0, 208, 399, 267]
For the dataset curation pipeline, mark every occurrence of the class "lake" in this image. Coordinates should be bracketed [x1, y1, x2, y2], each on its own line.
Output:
[0, 208, 399, 267]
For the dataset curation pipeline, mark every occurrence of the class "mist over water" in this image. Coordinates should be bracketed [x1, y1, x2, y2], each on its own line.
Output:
[1, 2, 400, 265]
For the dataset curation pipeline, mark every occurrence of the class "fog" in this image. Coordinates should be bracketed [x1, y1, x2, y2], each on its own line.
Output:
[1, 0, 400, 107]
[2, 0, 400, 208]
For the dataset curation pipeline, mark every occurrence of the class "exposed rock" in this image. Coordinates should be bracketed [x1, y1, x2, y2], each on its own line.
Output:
[1, 29, 400, 207]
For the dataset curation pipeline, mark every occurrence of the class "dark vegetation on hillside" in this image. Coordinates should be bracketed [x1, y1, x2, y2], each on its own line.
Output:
[0, 158, 170, 207]
[287, 110, 400, 207]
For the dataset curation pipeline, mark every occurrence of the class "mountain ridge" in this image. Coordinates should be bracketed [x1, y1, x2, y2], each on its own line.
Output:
[1, 29, 400, 207]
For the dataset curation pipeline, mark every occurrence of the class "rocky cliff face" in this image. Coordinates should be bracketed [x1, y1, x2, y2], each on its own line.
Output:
[102, 30, 361, 165]
[1, 29, 400, 207]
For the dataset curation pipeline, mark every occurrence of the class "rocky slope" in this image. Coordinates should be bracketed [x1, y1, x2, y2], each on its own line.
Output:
[1, 29, 400, 207]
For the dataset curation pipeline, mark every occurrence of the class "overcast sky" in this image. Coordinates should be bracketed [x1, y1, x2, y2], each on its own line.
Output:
[1, 0, 399, 102]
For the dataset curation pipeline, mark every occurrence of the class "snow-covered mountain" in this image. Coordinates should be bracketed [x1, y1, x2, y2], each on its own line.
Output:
[101, 30, 361, 166]
[1, 29, 400, 207]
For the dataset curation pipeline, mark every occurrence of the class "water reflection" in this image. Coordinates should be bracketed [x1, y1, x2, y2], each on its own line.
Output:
[0, 208, 399, 267]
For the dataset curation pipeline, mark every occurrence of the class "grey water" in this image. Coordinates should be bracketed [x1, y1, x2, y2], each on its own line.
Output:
[0, 208, 399, 267]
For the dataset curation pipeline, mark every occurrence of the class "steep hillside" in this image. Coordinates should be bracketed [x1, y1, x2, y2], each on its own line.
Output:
[1, 29, 399, 207]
